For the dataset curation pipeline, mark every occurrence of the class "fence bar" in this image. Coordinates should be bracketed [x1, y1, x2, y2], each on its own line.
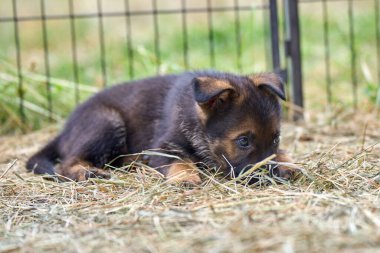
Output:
[206, 0, 215, 68]
[152, 0, 161, 74]
[234, 0, 242, 72]
[284, 0, 303, 120]
[97, 0, 107, 87]
[40, 0, 52, 121]
[11, 0, 25, 123]
[348, 0, 357, 108]
[322, 0, 332, 103]
[269, 0, 281, 73]
[69, 0, 80, 104]
[124, 0, 134, 79]
[181, 0, 189, 69]
[375, 0, 380, 107]
[263, 0, 270, 71]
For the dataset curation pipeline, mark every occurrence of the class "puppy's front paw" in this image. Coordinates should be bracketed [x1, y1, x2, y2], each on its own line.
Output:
[272, 165, 297, 180]
[164, 162, 202, 187]
[85, 167, 111, 180]
[57, 161, 111, 181]
[274, 150, 299, 180]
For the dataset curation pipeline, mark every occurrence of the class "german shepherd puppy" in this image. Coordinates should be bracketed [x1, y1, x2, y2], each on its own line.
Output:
[27, 71, 295, 185]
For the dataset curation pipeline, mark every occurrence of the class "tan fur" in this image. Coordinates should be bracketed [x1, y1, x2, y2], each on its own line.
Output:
[196, 77, 233, 126]
[164, 161, 201, 185]
[248, 72, 282, 88]
[275, 150, 297, 179]
[197, 77, 232, 92]
[195, 104, 208, 125]
[216, 118, 276, 162]
[56, 160, 110, 181]
[196, 77, 235, 116]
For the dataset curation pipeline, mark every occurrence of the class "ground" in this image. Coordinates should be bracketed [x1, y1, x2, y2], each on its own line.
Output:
[0, 110, 379, 253]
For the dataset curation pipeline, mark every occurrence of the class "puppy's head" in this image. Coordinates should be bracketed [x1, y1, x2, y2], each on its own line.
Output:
[192, 72, 285, 177]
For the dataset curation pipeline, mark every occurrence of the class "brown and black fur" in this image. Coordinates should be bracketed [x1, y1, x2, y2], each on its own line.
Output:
[27, 71, 296, 184]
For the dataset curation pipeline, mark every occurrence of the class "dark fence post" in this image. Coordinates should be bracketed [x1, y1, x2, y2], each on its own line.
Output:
[269, 0, 281, 74]
[284, 0, 303, 120]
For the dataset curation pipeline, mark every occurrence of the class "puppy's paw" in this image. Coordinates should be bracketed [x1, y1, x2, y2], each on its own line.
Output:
[274, 150, 300, 180]
[165, 162, 202, 187]
[57, 161, 110, 181]
[272, 165, 297, 180]
[85, 167, 111, 180]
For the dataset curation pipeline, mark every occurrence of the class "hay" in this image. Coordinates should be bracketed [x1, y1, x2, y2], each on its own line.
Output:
[0, 110, 379, 253]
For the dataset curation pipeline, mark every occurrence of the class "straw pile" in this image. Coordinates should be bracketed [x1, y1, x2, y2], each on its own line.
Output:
[1, 110, 379, 252]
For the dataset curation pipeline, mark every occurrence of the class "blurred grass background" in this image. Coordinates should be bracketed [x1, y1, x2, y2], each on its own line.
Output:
[0, 0, 379, 134]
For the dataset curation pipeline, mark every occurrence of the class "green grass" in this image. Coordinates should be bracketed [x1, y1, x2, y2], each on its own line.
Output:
[0, 1, 379, 134]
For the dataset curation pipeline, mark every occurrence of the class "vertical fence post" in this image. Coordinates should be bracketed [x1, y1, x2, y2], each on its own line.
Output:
[40, 0, 53, 121]
[12, 0, 25, 125]
[269, 0, 281, 73]
[97, 0, 107, 87]
[284, 0, 303, 120]
[124, 0, 134, 79]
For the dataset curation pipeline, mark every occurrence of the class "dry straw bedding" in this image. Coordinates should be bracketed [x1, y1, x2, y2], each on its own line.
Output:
[0, 111, 379, 253]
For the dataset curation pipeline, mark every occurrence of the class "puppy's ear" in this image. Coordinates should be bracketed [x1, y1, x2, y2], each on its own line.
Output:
[192, 77, 235, 111]
[248, 73, 286, 101]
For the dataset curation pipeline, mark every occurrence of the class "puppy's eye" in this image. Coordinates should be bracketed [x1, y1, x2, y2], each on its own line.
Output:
[273, 136, 280, 145]
[236, 136, 250, 149]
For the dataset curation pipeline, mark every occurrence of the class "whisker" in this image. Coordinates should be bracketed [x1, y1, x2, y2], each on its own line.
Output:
[222, 154, 235, 178]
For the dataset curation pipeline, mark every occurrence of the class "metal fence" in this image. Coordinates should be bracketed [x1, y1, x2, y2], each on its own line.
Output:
[0, 0, 379, 133]
[298, 0, 379, 111]
[1, 0, 283, 131]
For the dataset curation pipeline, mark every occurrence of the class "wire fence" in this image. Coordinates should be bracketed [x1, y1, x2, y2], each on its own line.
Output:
[298, 0, 380, 110]
[0, 0, 379, 133]
[0, 0, 274, 132]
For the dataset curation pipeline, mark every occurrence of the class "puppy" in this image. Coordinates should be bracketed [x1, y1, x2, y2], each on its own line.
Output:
[27, 71, 296, 185]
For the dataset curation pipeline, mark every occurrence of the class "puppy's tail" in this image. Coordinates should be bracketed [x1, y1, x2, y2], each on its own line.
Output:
[26, 137, 60, 175]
